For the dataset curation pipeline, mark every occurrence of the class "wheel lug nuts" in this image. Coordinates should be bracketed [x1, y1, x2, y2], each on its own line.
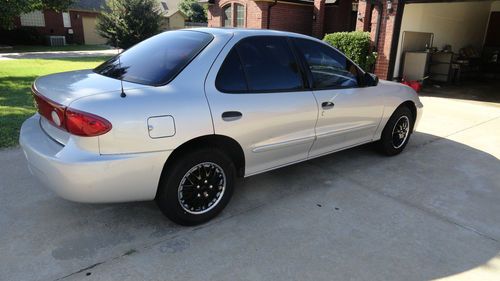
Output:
[197, 193, 201, 197]
[203, 192, 209, 197]
[209, 185, 213, 189]
[197, 185, 200, 189]
[204, 180, 208, 183]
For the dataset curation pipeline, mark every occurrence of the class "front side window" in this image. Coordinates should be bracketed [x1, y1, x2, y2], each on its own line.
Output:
[293, 38, 359, 89]
[216, 36, 303, 93]
[222, 5, 232, 27]
[94, 30, 213, 86]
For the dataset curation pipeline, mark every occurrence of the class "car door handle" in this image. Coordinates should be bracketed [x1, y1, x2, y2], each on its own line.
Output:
[222, 111, 242, 121]
[321, 102, 335, 110]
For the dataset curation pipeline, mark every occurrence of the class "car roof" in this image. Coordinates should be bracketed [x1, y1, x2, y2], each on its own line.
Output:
[185, 27, 321, 42]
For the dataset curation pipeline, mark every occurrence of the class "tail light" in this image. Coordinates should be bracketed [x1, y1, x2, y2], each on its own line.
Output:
[65, 108, 112, 136]
[32, 86, 112, 137]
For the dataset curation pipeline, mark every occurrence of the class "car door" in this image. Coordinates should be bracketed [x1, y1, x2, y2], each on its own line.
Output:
[292, 38, 384, 158]
[204, 35, 318, 176]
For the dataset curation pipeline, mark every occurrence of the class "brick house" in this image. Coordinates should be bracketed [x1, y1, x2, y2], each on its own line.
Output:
[202, 0, 356, 38]
[204, 0, 500, 81]
[11, 0, 188, 45]
[13, 0, 107, 45]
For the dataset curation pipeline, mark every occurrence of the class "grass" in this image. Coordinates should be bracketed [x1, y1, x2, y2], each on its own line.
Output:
[0, 44, 112, 53]
[0, 57, 110, 148]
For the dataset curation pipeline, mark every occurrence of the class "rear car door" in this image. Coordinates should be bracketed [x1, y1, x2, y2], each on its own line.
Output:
[292, 38, 384, 158]
[204, 36, 318, 176]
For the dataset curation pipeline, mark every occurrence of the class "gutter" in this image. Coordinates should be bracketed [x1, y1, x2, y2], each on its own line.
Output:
[267, 0, 278, 29]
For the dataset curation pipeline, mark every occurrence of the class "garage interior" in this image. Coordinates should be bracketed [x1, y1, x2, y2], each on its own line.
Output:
[392, 0, 500, 102]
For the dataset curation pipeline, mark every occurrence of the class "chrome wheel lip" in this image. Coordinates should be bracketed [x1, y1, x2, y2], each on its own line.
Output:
[178, 162, 226, 215]
[391, 115, 410, 149]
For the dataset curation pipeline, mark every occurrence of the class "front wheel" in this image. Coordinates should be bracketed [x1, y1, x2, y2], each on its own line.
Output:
[156, 149, 235, 226]
[377, 106, 414, 156]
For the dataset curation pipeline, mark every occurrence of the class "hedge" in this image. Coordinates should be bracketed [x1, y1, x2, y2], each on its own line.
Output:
[323, 31, 377, 72]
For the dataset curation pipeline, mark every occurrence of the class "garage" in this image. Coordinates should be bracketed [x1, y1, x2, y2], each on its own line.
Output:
[394, 0, 500, 101]
[356, 0, 500, 102]
[82, 15, 107, 45]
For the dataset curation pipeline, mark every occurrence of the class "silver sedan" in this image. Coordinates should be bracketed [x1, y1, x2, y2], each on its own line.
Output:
[20, 28, 423, 225]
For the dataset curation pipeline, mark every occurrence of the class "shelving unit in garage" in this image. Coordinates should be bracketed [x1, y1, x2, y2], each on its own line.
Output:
[429, 52, 453, 83]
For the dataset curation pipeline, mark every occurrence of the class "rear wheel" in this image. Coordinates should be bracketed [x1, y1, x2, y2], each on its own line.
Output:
[156, 149, 235, 226]
[377, 106, 414, 156]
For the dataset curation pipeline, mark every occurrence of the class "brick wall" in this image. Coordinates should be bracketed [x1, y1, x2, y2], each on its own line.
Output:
[14, 9, 99, 44]
[324, 0, 353, 35]
[269, 3, 313, 35]
[69, 11, 100, 44]
[356, 0, 399, 80]
[206, 0, 354, 41]
[208, 0, 267, 28]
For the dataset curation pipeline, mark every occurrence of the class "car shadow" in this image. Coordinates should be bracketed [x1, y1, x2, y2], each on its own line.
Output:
[1, 131, 499, 280]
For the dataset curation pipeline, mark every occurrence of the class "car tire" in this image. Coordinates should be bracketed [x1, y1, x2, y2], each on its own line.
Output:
[156, 149, 236, 226]
[377, 106, 414, 156]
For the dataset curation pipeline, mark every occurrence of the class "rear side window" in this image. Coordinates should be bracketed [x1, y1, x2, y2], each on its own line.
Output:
[216, 36, 304, 93]
[94, 30, 213, 86]
[293, 38, 359, 89]
[216, 49, 248, 92]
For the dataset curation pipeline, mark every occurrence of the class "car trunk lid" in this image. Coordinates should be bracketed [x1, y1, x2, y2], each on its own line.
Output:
[33, 69, 124, 106]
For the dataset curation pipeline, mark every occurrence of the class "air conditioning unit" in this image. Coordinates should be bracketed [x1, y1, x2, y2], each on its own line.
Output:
[48, 36, 66, 46]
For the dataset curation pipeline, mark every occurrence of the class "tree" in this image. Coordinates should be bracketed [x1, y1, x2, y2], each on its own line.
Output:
[178, 0, 207, 23]
[96, 0, 164, 49]
[0, 0, 73, 28]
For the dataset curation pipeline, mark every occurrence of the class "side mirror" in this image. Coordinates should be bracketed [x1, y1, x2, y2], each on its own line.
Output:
[364, 72, 379, 87]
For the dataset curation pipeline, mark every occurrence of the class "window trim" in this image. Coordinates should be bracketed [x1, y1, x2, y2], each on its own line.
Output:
[234, 3, 245, 28]
[216, 36, 311, 94]
[62, 12, 71, 28]
[221, 4, 232, 27]
[221, 2, 246, 28]
[291, 37, 367, 91]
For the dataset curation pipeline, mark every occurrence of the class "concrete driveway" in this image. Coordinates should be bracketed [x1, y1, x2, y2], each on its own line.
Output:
[0, 49, 120, 60]
[1, 96, 499, 281]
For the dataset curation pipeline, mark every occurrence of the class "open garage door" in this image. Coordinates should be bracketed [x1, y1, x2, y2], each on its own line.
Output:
[390, 0, 500, 102]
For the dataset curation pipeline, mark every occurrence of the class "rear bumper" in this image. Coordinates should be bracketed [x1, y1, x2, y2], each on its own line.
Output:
[20, 114, 170, 203]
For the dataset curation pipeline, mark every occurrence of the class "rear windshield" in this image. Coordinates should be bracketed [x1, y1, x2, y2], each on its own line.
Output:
[94, 30, 213, 86]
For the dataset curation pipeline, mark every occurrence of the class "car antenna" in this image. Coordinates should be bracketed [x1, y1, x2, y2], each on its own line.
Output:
[118, 50, 126, 98]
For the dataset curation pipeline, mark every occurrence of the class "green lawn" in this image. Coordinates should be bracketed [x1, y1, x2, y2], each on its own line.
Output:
[0, 44, 112, 53]
[0, 57, 110, 148]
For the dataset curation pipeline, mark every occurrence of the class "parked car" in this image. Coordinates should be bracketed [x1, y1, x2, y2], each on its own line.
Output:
[20, 28, 423, 225]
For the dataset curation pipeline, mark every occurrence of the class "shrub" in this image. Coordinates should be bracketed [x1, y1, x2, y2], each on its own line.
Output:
[323, 31, 377, 72]
[178, 0, 207, 23]
[0, 27, 44, 45]
[97, 0, 164, 49]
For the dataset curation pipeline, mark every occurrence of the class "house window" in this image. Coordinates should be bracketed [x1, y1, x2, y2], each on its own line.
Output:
[20, 10, 45, 27]
[235, 4, 244, 27]
[62, 12, 71, 28]
[222, 5, 232, 27]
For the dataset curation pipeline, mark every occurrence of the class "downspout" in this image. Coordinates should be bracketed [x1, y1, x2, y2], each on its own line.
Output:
[387, 0, 405, 80]
[373, 0, 383, 53]
[267, 0, 278, 29]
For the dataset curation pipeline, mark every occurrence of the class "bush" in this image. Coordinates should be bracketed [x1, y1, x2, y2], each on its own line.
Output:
[97, 0, 164, 49]
[178, 0, 207, 23]
[0, 27, 44, 45]
[323, 31, 377, 72]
